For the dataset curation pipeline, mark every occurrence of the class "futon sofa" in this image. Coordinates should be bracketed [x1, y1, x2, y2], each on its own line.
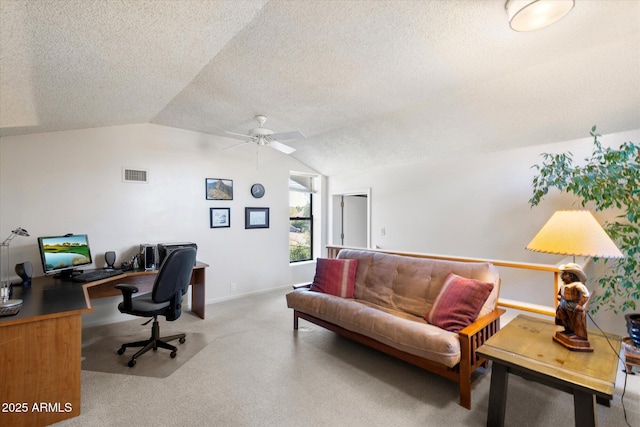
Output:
[286, 248, 504, 409]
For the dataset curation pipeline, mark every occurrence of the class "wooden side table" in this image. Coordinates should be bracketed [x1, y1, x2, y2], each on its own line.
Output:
[476, 315, 621, 427]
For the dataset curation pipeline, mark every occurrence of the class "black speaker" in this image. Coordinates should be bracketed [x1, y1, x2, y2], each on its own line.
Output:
[105, 251, 116, 269]
[15, 262, 33, 287]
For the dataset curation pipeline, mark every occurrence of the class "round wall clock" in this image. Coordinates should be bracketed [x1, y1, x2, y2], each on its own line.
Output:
[251, 183, 265, 198]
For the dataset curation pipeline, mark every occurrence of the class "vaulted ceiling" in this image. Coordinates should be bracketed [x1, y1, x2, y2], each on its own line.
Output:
[1, 1, 639, 175]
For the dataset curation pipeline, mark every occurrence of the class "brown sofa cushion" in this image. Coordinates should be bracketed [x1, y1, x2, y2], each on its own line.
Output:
[336, 250, 500, 317]
[286, 289, 461, 367]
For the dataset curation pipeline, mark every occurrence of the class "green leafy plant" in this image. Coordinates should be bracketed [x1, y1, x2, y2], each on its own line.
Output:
[530, 126, 640, 314]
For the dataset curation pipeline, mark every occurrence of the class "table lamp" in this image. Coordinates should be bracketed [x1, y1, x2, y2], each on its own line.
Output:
[1, 227, 30, 315]
[526, 210, 623, 351]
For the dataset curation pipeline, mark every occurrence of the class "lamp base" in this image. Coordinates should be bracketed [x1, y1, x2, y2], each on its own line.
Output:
[553, 330, 593, 352]
[0, 298, 23, 317]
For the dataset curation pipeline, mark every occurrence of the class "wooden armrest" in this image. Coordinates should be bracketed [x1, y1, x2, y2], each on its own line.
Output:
[458, 308, 505, 337]
[115, 284, 139, 311]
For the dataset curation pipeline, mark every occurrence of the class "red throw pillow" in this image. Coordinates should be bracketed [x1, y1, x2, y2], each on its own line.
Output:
[310, 258, 358, 298]
[425, 273, 494, 332]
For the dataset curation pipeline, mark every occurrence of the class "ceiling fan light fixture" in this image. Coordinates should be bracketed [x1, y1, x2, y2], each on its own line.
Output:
[506, 0, 574, 32]
[249, 127, 274, 137]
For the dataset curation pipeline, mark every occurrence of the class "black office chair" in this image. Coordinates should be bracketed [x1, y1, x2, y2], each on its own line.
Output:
[115, 247, 197, 367]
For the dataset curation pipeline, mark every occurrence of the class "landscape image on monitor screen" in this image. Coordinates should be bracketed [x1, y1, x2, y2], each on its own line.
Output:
[41, 235, 91, 271]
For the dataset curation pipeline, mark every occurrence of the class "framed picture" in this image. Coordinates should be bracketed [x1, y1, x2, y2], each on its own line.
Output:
[245, 207, 269, 229]
[210, 208, 231, 228]
[206, 178, 233, 200]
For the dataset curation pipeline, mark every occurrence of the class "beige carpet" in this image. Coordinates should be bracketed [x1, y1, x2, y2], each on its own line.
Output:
[81, 317, 213, 378]
[53, 288, 639, 427]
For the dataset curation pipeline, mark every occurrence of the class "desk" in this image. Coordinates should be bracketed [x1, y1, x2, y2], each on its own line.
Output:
[0, 262, 208, 426]
[476, 315, 621, 427]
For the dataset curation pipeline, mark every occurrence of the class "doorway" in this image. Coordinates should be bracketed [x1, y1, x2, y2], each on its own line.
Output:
[331, 190, 370, 248]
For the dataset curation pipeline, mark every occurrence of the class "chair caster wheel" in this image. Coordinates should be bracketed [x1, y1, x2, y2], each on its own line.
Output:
[128, 359, 136, 367]
[179, 337, 186, 344]
[170, 351, 177, 358]
[117, 347, 125, 355]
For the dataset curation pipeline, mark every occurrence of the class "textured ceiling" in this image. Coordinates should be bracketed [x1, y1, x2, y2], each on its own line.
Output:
[1, 0, 639, 175]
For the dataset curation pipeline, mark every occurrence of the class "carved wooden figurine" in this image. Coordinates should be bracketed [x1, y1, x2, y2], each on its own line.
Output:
[554, 263, 593, 351]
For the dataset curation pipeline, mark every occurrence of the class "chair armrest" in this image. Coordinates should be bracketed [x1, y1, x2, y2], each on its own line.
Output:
[115, 284, 139, 311]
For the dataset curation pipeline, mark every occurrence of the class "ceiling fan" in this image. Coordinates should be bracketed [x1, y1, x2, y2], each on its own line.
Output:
[223, 115, 306, 154]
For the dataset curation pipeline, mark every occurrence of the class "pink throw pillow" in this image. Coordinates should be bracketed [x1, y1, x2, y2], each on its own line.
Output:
[310, 258, 358, 298]
[426, 273, 494, 332]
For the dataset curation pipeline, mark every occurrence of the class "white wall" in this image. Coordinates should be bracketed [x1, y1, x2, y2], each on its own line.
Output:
[329, 128, 640, 335]
[0, 123, 320, 325]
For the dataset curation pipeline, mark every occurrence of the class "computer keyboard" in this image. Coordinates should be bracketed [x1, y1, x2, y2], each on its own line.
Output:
[71, 268, 124, 283]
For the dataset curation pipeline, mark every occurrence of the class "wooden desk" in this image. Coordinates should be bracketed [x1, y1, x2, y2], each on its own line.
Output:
[0, 280, 89, 427]
[476, 315, 621, 427]
[0, 262, 208, 426]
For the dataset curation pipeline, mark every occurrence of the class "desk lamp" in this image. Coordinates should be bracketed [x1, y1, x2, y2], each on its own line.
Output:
[526, 210, 623, 351]
[1, 227, 30, 315]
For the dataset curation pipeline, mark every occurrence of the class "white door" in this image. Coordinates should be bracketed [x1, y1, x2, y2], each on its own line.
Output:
[332, 194, 369, 248]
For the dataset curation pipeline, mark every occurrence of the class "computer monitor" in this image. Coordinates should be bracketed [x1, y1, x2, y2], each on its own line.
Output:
[37, 234, 93, 278]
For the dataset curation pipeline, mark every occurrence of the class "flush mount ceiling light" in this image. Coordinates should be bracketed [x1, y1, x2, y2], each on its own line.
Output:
[506, 0, 575, 32]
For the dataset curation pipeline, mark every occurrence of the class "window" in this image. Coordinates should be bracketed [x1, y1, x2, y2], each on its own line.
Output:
[289, 175, 314, 262]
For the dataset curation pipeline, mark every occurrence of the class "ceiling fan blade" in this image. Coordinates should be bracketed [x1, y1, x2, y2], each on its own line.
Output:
[267, 140, 296, 154]
[270, 130, 306, 141]
[224, 131, 253, 140]
[222, 141, 250, 151]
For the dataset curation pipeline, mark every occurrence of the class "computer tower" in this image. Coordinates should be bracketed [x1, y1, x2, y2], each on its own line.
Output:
[139, 244, 156, 271]
[157, 242, 198, 266]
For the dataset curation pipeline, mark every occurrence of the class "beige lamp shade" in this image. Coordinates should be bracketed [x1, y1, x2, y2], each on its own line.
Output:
[526, 210, 624, 258]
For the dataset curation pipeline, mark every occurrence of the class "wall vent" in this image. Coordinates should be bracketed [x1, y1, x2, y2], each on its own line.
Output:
[122, 168, 148, 183]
